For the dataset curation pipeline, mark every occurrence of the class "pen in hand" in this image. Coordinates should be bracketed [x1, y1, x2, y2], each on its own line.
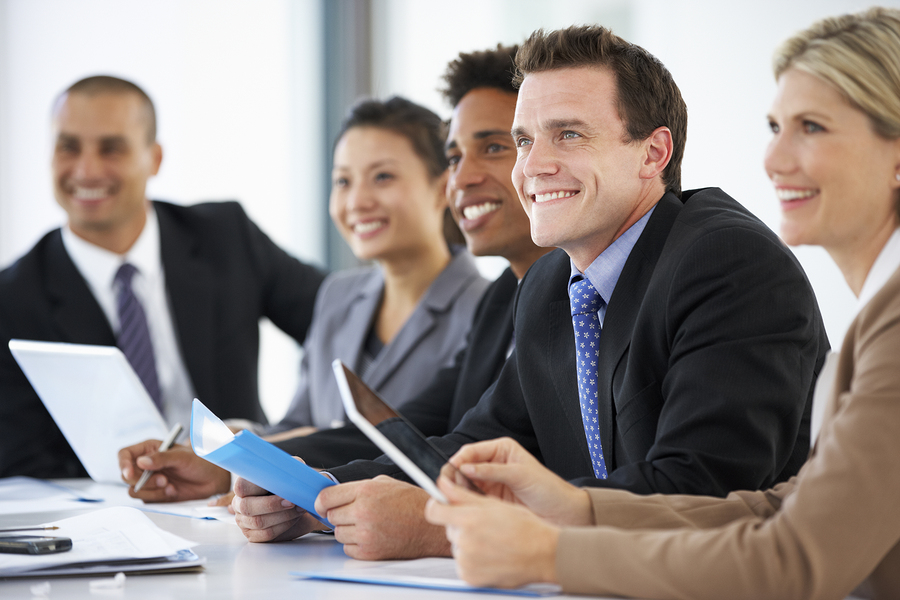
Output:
[134, 423, 184, 492]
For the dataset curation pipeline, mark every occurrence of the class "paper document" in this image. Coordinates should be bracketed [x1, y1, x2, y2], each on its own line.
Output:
[0, 506, 202, 577]
[293, 557, 561, 596]
[190, 399, 335, 526]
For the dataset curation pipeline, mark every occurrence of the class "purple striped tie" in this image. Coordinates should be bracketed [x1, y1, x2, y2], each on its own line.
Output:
[114, 263, 162, 411]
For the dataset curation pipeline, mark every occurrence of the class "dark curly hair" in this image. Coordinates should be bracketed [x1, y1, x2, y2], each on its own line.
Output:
[440, 44, 519, 108]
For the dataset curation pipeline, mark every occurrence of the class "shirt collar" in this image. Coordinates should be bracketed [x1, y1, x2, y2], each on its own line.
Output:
[856, 227, 900, 314]
[61, 205, 162, 293]
[568, 204, 656, 304]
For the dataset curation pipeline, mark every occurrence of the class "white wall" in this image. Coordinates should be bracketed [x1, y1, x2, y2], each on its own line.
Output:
[0, 0, 324, 422]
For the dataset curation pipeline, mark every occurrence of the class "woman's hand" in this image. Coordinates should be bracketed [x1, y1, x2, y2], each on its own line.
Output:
[425, 476, 559, 589]
[448, 437, 593, 526]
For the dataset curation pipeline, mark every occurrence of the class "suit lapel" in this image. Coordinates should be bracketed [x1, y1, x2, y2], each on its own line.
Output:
[341, 274, 383, 376]
[44, 231, 116, 345]
[548, 296, 594, 468]
[596, 194, 682, 467]
[156, 204, 216, 400]
[365, 297, 436, 391]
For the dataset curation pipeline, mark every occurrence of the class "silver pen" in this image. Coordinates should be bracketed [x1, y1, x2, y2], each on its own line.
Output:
[134, 423, 184, 492]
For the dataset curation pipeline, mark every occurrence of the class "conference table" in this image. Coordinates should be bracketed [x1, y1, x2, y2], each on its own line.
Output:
[0, 479, 594, 599]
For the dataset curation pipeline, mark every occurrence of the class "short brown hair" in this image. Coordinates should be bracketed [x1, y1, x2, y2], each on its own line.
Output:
[440, 44, 518, 108]
[57, 75, 157, 144]
[515, 25, 687, 196]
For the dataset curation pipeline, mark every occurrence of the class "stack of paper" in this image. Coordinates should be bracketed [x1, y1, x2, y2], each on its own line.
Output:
[0, 506, 203, 577]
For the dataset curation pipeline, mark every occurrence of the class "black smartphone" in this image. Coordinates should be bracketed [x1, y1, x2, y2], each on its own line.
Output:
[0, 535, 73, 555]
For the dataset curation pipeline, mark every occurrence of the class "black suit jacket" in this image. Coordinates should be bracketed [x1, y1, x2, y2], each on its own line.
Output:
[275, 268, 518, 469]
[0, 201, 325, 478]
[333, 188, 829, 498]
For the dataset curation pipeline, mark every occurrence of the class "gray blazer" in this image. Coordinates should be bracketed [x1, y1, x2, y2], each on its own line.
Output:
[272, 248, 489, 430]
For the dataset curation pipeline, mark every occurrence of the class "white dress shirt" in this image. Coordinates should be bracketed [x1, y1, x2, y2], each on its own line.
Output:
[61, 206, 196, 429]
[810, 227, 900, 446]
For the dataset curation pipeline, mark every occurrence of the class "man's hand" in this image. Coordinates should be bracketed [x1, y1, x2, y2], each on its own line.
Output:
[315, 476, 451, 560]
[425, 476, 559, 589]
[232, 477, 325, 542]
[118, 440, 231, 502]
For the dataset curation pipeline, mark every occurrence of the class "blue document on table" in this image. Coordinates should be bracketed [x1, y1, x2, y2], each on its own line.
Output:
[293, 557, 561, 596]
[190, 399, 334, 526]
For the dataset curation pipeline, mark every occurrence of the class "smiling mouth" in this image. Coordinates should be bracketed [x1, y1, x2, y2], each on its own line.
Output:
[352, 220, 387, 235]
[71, 186, 112, 200]
[775, 188, 818, 201]
[533, 191, 577, 203]
[462, 202, 501, 220]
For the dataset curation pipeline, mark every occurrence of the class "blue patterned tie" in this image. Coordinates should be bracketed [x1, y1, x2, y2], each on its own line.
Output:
[114, 263, 163, 410]
[569, 277, 608, 479]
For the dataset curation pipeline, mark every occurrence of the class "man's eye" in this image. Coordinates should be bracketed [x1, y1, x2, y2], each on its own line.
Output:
[515, 137, 532, 148]
[562, 131, 580, 140]
[446, 154, 460, 167]
[486, 143, 508, 154]
[768, 120, 780, 134]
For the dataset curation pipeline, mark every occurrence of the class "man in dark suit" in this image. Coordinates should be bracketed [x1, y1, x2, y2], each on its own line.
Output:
[117, 46, 552, 506]
[232, 27, 828, 561]
[0, 75, 324, 478]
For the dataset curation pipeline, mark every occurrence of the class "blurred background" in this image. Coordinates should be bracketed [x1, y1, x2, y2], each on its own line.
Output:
[0, 0, 889, 420]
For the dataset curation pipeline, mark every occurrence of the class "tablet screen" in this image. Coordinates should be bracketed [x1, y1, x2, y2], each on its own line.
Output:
[336, 361, 481, 494]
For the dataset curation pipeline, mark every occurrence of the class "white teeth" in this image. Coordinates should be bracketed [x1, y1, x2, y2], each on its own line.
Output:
[73, 187, 108, 200]
[353, 220, 386, 234]
[534, 190, 576, 203]
[776, 188, 817, 201]
[462, 202, 501, 220]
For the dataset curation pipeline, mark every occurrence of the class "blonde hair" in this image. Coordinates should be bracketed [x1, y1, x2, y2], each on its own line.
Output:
[774, 7, 900, 139]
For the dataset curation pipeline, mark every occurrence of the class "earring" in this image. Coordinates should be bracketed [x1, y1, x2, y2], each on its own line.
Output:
[896, 173, 900, 181]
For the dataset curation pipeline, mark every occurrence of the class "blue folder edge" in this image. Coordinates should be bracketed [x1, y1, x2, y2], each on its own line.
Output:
[190, 399, 335, 527]
[290, 571, 561, 597]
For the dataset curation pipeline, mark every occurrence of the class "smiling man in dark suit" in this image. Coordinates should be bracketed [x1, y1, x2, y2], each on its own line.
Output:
[0, 75, 325, 478]
[232, 27, 830, 562]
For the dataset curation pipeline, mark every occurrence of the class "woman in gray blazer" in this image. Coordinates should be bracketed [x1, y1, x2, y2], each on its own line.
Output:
[426, 8, 900, 599]
[269, 97, 488, 435]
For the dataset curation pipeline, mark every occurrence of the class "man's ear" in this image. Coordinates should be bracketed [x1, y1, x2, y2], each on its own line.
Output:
[150, 142, 163, 176]
[639, 126, 672, 181]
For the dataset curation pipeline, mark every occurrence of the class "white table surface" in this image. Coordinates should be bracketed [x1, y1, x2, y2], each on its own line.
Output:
[0, 479, 593, 599]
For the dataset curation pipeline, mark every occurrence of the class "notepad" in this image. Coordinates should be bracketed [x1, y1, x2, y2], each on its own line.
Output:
[189, 399, 335, 526]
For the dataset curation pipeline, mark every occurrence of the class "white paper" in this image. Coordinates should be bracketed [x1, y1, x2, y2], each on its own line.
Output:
[0, 506, 196, 576]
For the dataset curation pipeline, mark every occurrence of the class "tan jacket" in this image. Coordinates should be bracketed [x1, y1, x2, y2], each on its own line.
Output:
[556, 266, 900, 600]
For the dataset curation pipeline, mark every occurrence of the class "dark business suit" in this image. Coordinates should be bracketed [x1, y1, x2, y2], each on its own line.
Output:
[333, 188, 829, 498]
[0, 200, 325, 478]
[275, 267, 517, 469]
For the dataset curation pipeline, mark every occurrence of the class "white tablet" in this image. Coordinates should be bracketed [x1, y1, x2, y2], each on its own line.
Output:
[332, 359, 480, 503]
[9, 339, 169, 483]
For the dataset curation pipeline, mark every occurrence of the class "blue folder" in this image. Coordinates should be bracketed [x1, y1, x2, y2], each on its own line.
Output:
[190, 399, 334, 527]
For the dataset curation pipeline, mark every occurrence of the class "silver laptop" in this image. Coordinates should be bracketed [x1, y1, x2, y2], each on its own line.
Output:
[9, 339, 169, 483]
